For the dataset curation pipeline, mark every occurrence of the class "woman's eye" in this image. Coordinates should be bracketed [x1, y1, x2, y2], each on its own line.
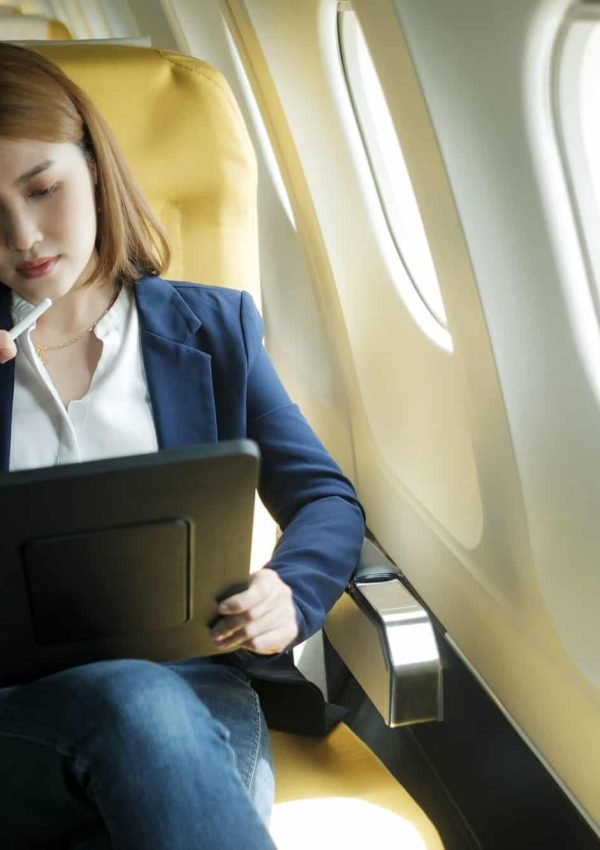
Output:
[28, 183, 59, 199]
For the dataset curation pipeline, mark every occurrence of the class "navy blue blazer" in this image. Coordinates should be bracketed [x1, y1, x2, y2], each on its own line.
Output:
[0, 276, 365, 649]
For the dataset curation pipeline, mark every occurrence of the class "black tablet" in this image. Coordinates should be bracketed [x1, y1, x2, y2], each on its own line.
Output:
[0, 439, 259, 685]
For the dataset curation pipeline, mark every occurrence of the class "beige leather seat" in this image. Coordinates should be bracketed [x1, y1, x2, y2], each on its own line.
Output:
[32, 43, 444, 850]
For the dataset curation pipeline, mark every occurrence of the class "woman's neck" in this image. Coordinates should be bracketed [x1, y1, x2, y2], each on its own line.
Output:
[31, 277, 117, 347]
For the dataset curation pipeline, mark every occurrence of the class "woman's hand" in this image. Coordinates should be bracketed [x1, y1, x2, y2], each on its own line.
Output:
[210, 568, 299, 655]
[0, 331, 17, 364]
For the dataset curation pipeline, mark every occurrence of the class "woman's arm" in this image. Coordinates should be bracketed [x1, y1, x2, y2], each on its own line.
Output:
[210, 292, 365, 654]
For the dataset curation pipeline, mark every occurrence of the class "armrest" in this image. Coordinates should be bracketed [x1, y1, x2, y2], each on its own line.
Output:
[324, 539, 443, 727]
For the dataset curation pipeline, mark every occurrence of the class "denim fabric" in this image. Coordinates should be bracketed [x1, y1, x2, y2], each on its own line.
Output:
[0, 657, 276, 850]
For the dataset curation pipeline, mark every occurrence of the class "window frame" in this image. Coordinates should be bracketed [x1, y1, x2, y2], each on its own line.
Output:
[337, 4, 448, 331]
[553, 4, 600, 326]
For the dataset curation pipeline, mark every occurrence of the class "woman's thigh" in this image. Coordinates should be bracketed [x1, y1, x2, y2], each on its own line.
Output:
[164, 657, 274, 823]
[0, 657, 274, 848]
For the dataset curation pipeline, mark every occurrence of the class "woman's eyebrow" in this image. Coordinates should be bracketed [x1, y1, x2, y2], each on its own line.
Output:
[14, 160, 54, 186]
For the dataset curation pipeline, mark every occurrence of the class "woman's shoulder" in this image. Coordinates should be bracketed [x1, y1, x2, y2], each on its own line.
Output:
[136, 276, 263, 355]
[168, 279, 262, 334]
[165, 278, 244, 308]
[136, 275, 254, 318]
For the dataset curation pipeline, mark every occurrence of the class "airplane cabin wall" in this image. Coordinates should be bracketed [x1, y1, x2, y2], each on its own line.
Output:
[384, 0, 600, 831]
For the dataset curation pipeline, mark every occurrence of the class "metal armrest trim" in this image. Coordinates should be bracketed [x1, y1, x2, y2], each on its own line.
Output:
[325, 539, 443, 727]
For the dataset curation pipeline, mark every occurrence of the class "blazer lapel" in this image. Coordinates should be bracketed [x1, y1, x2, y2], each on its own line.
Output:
[0, 285, 15, 472]
[134, 276, 218, 449]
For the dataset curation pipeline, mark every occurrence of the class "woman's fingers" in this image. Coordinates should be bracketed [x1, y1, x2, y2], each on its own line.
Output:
[212, 606, 282, 648]
[217, 568, 278, 615]
[0, 331, 17, 364]
[211, 568, 298, 654]
[214, 569, 283, 633]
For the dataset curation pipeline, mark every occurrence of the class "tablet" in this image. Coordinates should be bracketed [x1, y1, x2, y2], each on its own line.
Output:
[0, 440, 259, 685]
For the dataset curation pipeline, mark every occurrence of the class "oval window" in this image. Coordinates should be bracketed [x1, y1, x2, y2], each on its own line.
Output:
[338, 8, 447, 328]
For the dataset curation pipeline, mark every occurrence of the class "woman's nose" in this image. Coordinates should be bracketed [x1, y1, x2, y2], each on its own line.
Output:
[0, 207, 43, 252]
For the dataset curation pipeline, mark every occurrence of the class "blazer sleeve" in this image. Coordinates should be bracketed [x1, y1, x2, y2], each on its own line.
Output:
[240, 291, 365, 644]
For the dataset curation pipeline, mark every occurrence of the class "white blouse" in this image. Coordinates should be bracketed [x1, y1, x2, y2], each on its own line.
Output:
[9, 284, 159, 472]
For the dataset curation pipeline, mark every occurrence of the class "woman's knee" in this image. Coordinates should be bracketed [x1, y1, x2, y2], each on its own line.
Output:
[64, 659, 222, 746]
[0, 659, 223, 753]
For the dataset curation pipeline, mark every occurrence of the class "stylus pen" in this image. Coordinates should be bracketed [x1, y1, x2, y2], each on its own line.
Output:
[8, 297, 53, 340]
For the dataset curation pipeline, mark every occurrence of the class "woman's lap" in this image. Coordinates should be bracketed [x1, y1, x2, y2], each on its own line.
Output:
[0, 657, 274, 849]
[163, 656, 274, 819]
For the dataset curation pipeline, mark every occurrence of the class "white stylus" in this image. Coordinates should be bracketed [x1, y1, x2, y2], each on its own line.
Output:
[8, 297, 53, 341]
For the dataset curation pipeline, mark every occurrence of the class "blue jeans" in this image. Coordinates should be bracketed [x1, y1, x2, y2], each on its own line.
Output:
[0, 657, 276, 849]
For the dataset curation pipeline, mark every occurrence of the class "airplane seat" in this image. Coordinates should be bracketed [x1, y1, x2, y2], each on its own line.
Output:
[29, 43, 445, 849]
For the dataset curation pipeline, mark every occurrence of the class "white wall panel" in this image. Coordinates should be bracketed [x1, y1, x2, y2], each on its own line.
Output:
[389, 0, 600, 832]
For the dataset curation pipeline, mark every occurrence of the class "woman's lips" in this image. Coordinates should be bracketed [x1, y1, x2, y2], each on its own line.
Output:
[15, 257, 60, 279]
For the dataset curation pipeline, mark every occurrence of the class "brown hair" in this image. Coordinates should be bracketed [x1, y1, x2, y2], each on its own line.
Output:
[0, 42, 170, 285]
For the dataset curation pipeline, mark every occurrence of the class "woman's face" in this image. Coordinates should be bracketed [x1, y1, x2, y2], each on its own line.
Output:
[0, 137, 98, 304]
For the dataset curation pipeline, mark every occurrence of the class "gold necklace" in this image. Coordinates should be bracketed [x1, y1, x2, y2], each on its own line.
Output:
[35, 285, 121, 366]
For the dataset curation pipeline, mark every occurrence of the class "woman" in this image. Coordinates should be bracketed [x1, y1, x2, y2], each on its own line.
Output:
[0, 43, 364, 850]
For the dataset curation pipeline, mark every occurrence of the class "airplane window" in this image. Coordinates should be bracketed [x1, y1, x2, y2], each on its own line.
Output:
[338, 8, 447, 329]
[580, 27, 600, 201]
[556, 16, 600, 315]
[575, 21, 600, 290]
